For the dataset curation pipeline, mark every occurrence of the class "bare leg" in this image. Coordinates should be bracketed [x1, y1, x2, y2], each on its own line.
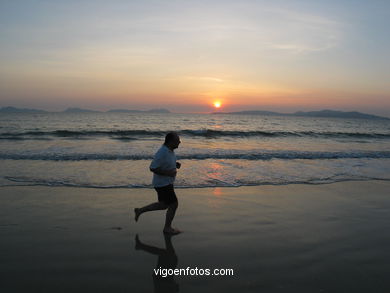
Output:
[135, 202, 168, 222]
[163, 201, 181, 234]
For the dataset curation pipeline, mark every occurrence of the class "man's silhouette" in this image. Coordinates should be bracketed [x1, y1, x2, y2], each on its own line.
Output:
[135, 132, 181, 234]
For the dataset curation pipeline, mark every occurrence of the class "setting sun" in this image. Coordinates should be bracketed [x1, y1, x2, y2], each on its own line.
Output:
[213, 101, 222, 108]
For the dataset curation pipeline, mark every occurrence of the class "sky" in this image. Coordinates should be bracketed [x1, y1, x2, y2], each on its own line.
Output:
[0, 0, 390, 115]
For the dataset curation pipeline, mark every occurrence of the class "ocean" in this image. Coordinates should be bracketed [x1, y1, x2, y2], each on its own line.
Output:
[1, 112, 389, 188]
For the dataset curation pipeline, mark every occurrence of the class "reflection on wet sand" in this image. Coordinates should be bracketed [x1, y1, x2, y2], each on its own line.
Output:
[135, 234, 179, 293]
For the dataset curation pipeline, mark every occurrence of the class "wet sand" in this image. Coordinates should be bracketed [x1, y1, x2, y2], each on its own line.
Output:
[1, 181, 390, 292]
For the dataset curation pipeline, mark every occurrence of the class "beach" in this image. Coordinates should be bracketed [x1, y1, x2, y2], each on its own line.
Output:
[1, 180, 390, 292]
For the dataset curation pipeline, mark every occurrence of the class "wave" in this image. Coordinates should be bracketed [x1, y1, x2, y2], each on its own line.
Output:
[1, 129, 390, 140]
[180, 129, 390, 139]
[1, 150, 390, 161]
[3, 176, 390, 189]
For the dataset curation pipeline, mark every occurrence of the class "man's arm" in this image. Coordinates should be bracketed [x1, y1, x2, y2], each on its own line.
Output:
[150, 167, 177, 177]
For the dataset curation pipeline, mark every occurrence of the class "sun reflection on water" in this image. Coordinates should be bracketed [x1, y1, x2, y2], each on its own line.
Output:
[213, 187, 223, 196]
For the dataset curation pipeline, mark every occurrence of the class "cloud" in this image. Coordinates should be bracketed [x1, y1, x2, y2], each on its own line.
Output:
[257, 7, 343, 53]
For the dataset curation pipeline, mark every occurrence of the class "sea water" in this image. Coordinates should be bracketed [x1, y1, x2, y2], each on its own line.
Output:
[1, 112, 389, 188]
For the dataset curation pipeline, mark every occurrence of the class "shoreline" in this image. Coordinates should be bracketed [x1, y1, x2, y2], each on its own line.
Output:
[2, 177, 390, 190]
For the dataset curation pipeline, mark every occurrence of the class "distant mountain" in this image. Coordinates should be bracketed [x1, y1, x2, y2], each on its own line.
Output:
[292, 110, 388, 120]
[62, 107, 100, 113]
[213, 109, 389, 120]
[0, 106, 172, 113]
[0, 106, 47, 113]
[107, 108, 170, 113]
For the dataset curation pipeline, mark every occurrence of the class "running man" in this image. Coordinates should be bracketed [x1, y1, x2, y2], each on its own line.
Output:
[134, 132, 181, 234]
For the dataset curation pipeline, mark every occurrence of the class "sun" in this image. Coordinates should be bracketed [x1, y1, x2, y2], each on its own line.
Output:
[213, 101, 222, 108]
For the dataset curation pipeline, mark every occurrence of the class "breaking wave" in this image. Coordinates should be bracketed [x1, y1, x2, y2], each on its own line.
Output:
[1, 150, 390, 161]
[1, 129, 390, 140]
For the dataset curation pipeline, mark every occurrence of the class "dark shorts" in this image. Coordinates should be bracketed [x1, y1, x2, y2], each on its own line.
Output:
[155, 184, 178, 205]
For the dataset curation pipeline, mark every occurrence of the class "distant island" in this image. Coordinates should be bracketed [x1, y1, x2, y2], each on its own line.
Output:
[213, 109, 390, 120]
[62, 107, 100, 113]
[0, 106, 171, 114]
[0, 106, 48, 113]
[107, 108, 170, 113]
[1, 106, 389, 120]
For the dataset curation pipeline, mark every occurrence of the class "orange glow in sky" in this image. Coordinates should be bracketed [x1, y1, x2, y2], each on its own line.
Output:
[1, 1, 390, 116]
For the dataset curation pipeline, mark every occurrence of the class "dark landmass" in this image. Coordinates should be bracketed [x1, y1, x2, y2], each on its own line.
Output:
[0, 106, 170, 114]
[0, 106, 47, 113]
[107, 109, 144, 113]
[1, 106, 388, 119]
[107, 108, 170, 113]
[62, 107, 100, 113]
[293, 109, 387, 119]
[213, 109, 390, 120]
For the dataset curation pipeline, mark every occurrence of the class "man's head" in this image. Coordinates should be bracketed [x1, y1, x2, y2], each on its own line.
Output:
[164, 132, 181, 150]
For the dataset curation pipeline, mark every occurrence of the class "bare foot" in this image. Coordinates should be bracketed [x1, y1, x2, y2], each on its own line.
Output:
[134, 208, 141, 222]
[163, 227, 182, 235]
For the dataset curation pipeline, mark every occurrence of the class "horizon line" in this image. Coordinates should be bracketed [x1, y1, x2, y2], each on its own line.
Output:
[1, 105, 390, 119]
